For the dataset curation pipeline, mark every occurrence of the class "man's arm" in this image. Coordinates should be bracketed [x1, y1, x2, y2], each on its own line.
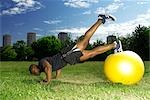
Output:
[56, 69, 61, 79]
[42, 61, 52, 84]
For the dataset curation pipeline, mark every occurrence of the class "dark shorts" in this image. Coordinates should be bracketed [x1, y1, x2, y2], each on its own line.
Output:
[39, 45, 83, 71]
[51, 53, 67, 71]
[60, 44, 83, 65]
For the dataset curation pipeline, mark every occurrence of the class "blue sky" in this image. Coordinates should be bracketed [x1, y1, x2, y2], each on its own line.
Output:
[1, 0, 150, 46]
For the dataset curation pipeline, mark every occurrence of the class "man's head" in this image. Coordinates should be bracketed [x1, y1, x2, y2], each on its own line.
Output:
[29, 64, 40, 75]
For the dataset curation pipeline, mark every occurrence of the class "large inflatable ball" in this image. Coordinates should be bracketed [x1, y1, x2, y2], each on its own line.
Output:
[104, 51, 144, 85]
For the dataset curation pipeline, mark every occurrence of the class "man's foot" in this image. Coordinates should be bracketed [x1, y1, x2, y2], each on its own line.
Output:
[98, 14, 116, 24]
[114, 40, 123, 53]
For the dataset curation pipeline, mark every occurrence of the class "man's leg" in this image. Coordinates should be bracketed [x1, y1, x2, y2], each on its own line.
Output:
[80, 43, 115, 61]
[76, 19, 103, 51]
[76, 14, 115, 51]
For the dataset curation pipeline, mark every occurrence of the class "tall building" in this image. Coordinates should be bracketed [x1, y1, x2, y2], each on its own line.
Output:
[3, 34, 11, 47]
[27, 32, 36, 45]
[58, 32, 68, 42]
[107, 35, 116, 44]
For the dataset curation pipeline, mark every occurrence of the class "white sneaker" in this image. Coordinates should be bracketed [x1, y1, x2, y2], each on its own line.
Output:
[114, 40, 123, 53]
[98, 14, 116, 24]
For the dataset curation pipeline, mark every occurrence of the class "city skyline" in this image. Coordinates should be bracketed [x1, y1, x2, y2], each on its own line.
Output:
[1, 0, 150, 46]
[2, 32, 37, 47]
[1, 32, 69, 47]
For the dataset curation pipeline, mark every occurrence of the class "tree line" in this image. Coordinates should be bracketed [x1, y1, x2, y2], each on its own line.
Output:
[0, 25, 149, 61]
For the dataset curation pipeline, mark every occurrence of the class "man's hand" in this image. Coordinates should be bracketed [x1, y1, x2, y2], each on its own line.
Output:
[40, 79, 50, 85]
[40, 60, 52, 85]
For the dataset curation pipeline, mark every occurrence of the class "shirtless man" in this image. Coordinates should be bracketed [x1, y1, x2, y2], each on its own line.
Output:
[29, 14, 122, 84]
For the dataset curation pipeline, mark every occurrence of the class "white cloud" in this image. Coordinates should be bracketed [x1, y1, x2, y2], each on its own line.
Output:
[106, 3, 124, 13]
[51, 27, 87, 34]
[83, 10, 91, 15]
[63, 0, 99, 8]
[43, 20, 62, 25]
[50, 25, 109, 42]
[33, 28, 43, 31]
[36, 34, 43, 37]
[107, 9, 150, 36]
[95, 2, 124, 14]
[114, 0, 121, 2]
[137, 1, 148, 5]
[1, 0, 43, 15]
[50, 9, 150, 43]
[95, 7, 106, 14]
[49, 27, 87, 41]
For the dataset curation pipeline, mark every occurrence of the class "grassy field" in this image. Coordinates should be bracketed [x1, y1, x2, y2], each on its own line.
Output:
[0, 61, 150, 100]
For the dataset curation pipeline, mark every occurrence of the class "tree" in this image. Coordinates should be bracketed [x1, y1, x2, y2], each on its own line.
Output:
[74, 35, 84, 43]
[92, 40, 104, 48]
[31, 36, 62, 59]
[120, 25, 150, 60]
[0, 46, 17, 61]
[25, 46, 34, 60]
[13, 40, 32, 60]
[129, 25, 150, 60]
[60, 33, 74, 49]
[120, 34, 132, 50]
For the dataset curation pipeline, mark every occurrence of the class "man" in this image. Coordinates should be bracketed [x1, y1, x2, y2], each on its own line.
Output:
[29, 14, 123, 84]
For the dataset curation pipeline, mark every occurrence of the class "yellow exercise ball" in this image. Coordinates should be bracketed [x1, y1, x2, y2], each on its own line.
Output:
[104, 51, 144, 85]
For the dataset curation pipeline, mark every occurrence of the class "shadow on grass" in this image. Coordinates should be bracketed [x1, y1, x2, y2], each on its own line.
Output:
[22, 78, 136, 93]
[55, 80, 111, 86]
[22, 78, 110, 86]
[21, 79, 39, 84]
[51, 80, 136, 90]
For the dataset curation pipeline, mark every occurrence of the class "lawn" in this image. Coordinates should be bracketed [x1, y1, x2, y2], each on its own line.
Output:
[0, 61, 150, 100]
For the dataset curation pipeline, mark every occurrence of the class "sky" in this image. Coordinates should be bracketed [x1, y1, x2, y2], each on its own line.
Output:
[0, 0, 150, 46]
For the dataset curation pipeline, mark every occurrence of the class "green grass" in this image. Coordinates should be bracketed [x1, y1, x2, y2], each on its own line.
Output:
[0, 61, 150, 100]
